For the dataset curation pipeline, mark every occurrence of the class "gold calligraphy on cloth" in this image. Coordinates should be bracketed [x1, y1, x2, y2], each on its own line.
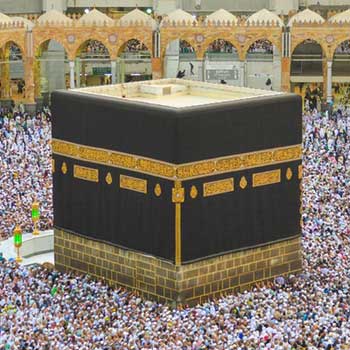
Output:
[120, 175, 147, 194]
[203, 178, 234, 197]
[73, 165, 99, 182]
[252, 169, 281, 187]
[52, 139, 301, 181]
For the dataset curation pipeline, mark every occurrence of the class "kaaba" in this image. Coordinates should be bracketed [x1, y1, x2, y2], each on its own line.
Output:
[52, 79, 302, 305]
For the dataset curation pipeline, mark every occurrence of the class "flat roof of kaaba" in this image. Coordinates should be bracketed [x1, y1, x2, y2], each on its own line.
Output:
[73, 79, 283, 108]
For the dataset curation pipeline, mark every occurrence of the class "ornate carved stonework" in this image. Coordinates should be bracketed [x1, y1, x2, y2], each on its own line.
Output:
[236, 34, 246, 44]
[67, 34, 75, 43]
[195, 34, 205, 43]
[108, 34, 118, 44]
[325, 35, 334, 44]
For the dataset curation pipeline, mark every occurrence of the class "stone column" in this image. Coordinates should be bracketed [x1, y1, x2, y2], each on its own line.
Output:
[111, 60, 117, 84]
[272, 45, 282, 91]
[1, 61, 10, 99]
[69, 60, 75, 89]
[24, 29, 36, 112]
[151, 57, 162, 80]
[326, 60, 332, 103]
[239, 60, 245, 87]
[281, 57, 291, 92]
[34, 59, 41, 98]
[81, 61, 86, 87]
[322, 59, 327, 99]
[75, 58, 81, 88]
[0, 48, 11, 99]
[120, 59, 125, 83]
[24, 57, 35, 103]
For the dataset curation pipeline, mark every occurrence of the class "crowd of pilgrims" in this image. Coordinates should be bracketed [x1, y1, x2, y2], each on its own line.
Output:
[334, 40, 350, 55]
[0, 106, 52, 240]
[180, 39, 273, 55]
[83, 39, 148, 57]
[2, 103, 350, 349]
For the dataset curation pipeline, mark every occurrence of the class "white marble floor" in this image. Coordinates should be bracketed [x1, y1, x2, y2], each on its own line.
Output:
[0, 230, 54, 266]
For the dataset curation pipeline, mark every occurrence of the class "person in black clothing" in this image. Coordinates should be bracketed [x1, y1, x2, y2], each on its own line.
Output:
[176, 70, 186, 79]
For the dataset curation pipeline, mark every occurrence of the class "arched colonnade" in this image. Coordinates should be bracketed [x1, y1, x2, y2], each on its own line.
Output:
[1, 9, 350, 108]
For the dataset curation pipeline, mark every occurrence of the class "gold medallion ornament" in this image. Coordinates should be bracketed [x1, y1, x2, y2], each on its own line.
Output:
[154, 183, 162, 197]
[286, 168, 293, 180]
[239, 176, 247, 189]
[190, 185, 198, 199]
[105, 172, 113, 185]
[61, 162, 67, 174]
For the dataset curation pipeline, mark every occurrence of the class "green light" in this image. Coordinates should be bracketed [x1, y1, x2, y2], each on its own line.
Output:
[14, 233, 22, 247]
[32, 207, 39, 219]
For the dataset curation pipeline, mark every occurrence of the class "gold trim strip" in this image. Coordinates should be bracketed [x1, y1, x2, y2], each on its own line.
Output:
[52, 138, 301, 181]
[174, 181, 182, 266]
[203, 178, 234, 197]
[120, 175, 147, 194]
[252, 169, 281, 187]
[73, 165, 99, 182]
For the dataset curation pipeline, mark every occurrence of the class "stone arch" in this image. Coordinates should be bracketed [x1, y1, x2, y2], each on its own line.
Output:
[290, 38, 326, 99]
[75, 38, 111, 58]
[243, 37, 280, 60]
[332, 38, 350, 58]
[73, 37, 112, 59]
[199, 36, 241, 59]
[331, 39, 350, 93]
[161, 36, 198, 59]
[34, 37, 70, 58]
[35, 39, 69, 99]
[0, 40, 25, 59]
[291, 37, 327, 59]
[203, 38, 239, 54]
[117, 38, 151, 57]
[0, 40, 25, 101]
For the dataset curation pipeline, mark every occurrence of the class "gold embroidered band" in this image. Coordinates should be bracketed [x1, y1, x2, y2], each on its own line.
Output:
[52, 139, 301, 181]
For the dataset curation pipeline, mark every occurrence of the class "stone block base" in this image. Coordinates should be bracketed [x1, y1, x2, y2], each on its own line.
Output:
[54, 229, 301, 305]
